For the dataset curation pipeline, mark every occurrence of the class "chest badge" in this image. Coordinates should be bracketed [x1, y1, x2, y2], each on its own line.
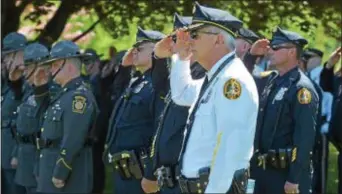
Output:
[72, 95, 87, 114]
[272, 87, 288, 104]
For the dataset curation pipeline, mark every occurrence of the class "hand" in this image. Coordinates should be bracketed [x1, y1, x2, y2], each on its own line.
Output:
[141, 177, 159, 193]
[326, 47, 341, 69]
[174, 30, 192, 61]
[10, 157, 18, 169]
[154, 36, 175, 58]
[284, 181, 299, 194]
[122, 48, 135, 67]
[34, 67, 50, 86]
[9, 64, 24, 81]
[52, 177, 65, 188]
[250, 39, 270, 56]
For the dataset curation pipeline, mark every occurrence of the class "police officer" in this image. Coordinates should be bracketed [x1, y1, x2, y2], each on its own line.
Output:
[13, 43, 54, 194]
[33, 40, 98, 193]
[170, 2, 258, 193]
[103, 27, 166, 194]
[250, 27, 319, 194]
[141, 13, 206, 194]
[301, 48, 333, 194]
[1, 32, 27, 194]
[235, 28, 260, 73]
[319, 46, 342, 194]
[82, 48, 106, 194]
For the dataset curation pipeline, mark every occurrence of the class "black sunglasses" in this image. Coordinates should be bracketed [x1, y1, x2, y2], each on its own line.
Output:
[271, 44, 295, 51]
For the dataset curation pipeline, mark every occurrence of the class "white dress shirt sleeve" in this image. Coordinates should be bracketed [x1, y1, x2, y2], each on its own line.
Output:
[170, 54, 205, 106]
[205, 77, 259, 193]
[321, 91, 334, 133]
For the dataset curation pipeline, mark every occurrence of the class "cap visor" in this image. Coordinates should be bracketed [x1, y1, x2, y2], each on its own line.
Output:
[185, 23, 205, 32]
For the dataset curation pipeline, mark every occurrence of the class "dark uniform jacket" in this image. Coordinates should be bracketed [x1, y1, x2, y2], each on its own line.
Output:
[35, 77, 98, 193]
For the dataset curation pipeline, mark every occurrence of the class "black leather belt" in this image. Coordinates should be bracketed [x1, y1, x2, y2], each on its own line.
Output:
[38, 138, 93, 149]
[17, 134, 36, 145]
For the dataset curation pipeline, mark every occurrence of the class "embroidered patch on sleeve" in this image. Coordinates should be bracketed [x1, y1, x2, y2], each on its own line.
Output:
[223, 78, 241, 100]
[72, 95, 87, 114]
[297, 88, 312, 104]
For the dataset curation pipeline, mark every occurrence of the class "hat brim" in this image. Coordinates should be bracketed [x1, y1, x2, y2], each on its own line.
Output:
[40, 53, 91, 66]
[1, 47, 25, 56]
[185, 23, 206, 32]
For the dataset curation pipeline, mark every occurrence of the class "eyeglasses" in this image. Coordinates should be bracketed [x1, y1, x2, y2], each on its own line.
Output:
[190, 30, 219, 40]
[271, 44, 295, 51]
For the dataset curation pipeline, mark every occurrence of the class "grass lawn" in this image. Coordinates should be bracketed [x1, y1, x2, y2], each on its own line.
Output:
[104, 144, 339, 193]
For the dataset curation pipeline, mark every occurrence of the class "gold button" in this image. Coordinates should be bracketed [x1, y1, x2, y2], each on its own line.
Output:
[40, 154, 43, 158]
[115, 165, 119, 169]
[123, 164, 126, 168]
[198, 189, 202, 193]
[41, 128, 44, 132]
[197, 183, 201, 187]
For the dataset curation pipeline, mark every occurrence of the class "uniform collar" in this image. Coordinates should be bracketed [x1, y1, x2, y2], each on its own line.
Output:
[275, 66, 298, 86]
[207, 51, 236, 80]
[62, 76, 83, 91]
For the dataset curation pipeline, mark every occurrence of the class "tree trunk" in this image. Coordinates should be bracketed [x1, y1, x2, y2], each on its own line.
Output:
[1, 0, 31, 40]
[36, 0, 78, 47]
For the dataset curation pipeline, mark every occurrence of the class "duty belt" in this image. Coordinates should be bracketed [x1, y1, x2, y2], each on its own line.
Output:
[37, 138, 93, 150]
[177, 167, 210, 194]
[255, 148, 294, 170]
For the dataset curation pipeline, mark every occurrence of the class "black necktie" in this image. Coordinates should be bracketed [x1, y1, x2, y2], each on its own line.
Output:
[178, 75, 208, 168]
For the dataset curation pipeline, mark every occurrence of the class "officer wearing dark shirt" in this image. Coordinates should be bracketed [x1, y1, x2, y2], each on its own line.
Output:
[1, 32, 27, 194]
[319, 46, 342, 194]
[34, 40, 98, 193]
[251, 27, 319, 194]
[103, 27, 166, 194]
[13, 43, 53, 194]
[141, 13, 206, 194]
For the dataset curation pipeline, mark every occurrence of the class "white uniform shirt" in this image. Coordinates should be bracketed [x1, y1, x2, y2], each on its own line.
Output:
[170, 52, 259, 193]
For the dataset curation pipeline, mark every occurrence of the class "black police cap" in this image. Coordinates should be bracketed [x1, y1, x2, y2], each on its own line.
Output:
[305, 48, 324, 58]
[2, 32, 27, 55]
[186, 2, 243, 37]
[270, 27, 308, 48]
[24, 43, 50, 66]
[174, 13, 192, 30]
[237, 28, 260, 44]
[133, 27, 166, 47]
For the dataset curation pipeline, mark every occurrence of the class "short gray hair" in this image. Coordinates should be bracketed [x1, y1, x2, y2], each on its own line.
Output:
[205, 26, 236, 50]
[68, 57, 82, 70]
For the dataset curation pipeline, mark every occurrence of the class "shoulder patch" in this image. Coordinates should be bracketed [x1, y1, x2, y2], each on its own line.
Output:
[297, 88, 312, 104]
[72, 95, 87, 113]
[223, 78, 241, 100]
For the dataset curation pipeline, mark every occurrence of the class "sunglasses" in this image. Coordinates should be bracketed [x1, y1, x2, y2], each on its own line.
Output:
[271, 44, 295, 51]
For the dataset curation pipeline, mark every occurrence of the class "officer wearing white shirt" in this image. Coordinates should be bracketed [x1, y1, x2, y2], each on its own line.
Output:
[169, 2, 259, 193]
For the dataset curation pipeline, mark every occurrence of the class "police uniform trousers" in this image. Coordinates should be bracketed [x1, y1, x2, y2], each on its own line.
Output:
[1, 128, 26, 194]
[112, 171, 145, 194]
[15, 143, 38, 194]
[252, 163, 311, 194]
[36, 148, 93, 194]
[92, 139, 105, 194]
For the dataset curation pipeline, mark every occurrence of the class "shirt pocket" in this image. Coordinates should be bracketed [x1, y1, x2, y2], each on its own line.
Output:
[17, 104, 39, 134]
[42, 109, 64, 139]
[195, 100, 215, 138]
[123, 95, 147, 121]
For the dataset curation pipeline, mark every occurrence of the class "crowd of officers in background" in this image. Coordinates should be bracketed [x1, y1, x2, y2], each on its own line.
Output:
[1, 2, 341, 194]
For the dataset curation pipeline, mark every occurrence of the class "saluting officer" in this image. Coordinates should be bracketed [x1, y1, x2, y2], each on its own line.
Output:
[170, 2, 258, 193]
[251, 27, 319, 194]
[14, 43, 55, 194]
[319, 47, 342, 194]
[34, 40, 99, 193]
[141, 13, 206, 194]
[103, 27, 166, 194]
[301, 48, 333, 194]
[1, 32, 27, 194]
